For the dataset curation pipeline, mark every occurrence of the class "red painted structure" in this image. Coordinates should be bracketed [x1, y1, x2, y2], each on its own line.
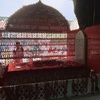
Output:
[67, 30, 79, 61]
[1, 1, 100, 75]
[84, 25, 100, 74]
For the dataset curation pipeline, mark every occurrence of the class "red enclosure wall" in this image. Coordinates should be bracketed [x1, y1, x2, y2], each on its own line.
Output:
[84, 25, 100, 74]
[67, 30, 79, 61]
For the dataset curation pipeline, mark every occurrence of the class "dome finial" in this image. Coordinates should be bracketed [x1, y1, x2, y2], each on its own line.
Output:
[38, 0, 42, 4]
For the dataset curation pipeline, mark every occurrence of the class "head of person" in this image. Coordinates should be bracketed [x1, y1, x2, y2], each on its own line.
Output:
[16, 42, 20, 48]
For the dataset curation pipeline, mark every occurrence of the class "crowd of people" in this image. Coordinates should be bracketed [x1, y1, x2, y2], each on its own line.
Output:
[0, 40, 67, 64]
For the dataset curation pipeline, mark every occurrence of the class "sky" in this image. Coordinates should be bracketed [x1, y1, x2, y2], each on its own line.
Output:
[0, 0, 76, 20]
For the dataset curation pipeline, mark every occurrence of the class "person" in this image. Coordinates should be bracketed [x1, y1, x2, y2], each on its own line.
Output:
[62, 45, 66, 54]
[13, 42, 24, 62]
[90, 69, 100, 94]
[0, 46, 3, 58]
[33, 44, 39, 56]
[0, 51, 2, 58]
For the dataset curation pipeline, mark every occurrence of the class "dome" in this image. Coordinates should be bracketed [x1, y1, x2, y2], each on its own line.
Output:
[6, 1, 69, 32]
